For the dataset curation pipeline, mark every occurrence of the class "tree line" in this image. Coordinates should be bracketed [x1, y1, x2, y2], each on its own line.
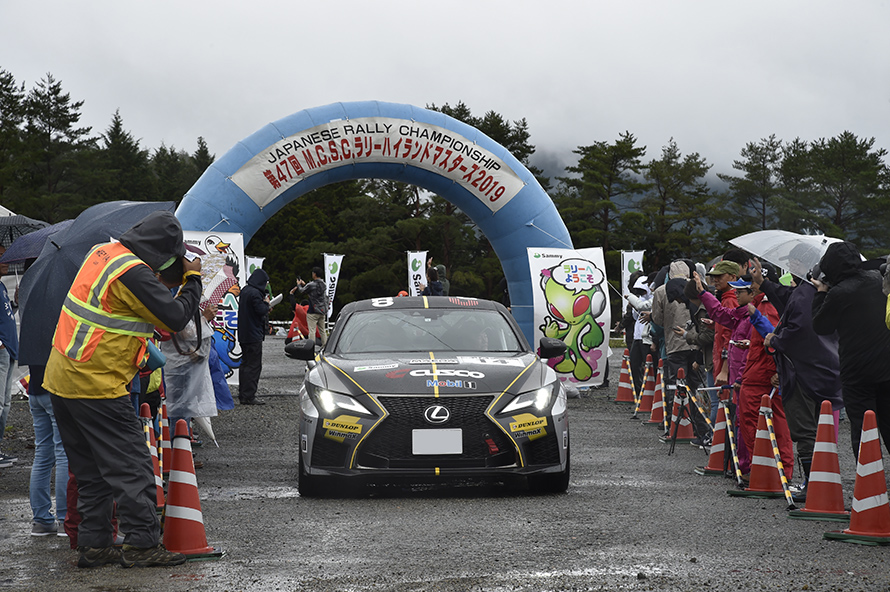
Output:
[2, 68, 888, 321]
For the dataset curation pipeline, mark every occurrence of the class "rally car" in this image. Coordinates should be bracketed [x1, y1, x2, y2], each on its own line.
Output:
[285, 296, 570, 496]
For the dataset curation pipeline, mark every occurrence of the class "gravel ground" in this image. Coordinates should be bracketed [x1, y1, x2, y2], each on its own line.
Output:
[1, 338, 889, 591]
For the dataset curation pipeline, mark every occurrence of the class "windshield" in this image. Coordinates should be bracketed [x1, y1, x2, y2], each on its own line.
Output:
[334, 308, 525, 354]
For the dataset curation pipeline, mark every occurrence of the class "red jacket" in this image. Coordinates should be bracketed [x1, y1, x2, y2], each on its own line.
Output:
[741, 294, 779, 387]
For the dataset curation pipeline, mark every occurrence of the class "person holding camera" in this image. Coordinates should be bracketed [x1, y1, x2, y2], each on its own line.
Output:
[44, 211, 201, 568]
[812, 241, 890, 458]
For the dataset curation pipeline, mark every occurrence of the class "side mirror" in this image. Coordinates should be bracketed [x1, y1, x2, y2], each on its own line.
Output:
[538, 337, 567, 359]
[284, 339, 316, 361]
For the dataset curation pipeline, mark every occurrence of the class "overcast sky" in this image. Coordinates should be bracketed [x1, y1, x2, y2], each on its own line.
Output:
[2, 1, 889, 184]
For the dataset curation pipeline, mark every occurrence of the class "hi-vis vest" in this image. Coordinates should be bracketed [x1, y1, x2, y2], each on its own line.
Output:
[53, 242, 155, 367]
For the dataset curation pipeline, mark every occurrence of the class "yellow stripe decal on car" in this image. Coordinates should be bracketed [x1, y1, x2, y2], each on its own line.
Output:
[429, 352, 439, 398]
[484, 360, 537, 468]
[321, 357, 389, 469]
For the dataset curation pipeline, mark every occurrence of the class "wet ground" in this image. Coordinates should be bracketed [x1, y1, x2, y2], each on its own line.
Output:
[1, 338, 888, 591]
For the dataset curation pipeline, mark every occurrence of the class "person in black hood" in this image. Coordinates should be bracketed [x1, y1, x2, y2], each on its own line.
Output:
[812, 241, 890, 457]
[237, 268, 271, 406]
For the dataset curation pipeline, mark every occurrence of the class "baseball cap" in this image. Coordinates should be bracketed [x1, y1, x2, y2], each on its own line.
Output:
[728, 278, 752, 290]
[706, 260, 740, 276]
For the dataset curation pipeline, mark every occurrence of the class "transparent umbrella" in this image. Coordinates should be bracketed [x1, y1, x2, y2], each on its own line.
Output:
[729, 230, 847, 280]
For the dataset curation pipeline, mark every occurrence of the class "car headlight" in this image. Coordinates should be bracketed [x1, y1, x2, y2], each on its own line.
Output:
[314, 388, 373, 416]
[501, 384, 558, 415]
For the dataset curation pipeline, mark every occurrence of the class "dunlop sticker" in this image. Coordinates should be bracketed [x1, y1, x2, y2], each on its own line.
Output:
[323, 415, 363, 443]
[509, 413, 549, 441]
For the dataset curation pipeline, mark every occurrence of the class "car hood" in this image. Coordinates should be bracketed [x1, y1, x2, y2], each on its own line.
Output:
[314, 352, 550, 396]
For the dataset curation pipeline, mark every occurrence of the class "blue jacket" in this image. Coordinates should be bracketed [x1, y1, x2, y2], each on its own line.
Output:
[0, 283, 18, 360]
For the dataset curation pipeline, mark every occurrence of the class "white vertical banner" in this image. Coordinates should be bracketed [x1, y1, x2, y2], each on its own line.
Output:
[620, 250, 645, 300]
[407, 251, 427, 297]
[323, 253, 344, 320]
[246, 256, 265, 277]
[527, 247, 610, 388]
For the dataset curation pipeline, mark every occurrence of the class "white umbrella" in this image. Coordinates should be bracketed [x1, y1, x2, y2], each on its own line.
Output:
[193, 416, 219, 447]
[729, 230, 848, 280]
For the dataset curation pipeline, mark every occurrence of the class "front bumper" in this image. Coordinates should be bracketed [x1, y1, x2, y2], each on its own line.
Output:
[300, 393, 568, 483]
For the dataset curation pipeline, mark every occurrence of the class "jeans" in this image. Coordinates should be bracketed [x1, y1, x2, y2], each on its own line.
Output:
[0, 348, 15, 442]
[29, 393, 68, 524]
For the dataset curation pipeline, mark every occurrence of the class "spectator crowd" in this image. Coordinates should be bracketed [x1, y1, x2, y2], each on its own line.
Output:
[617, 241, 890, 502]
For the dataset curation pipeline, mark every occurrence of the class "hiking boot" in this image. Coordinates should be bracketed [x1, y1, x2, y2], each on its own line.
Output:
[30, 521, 58, 537]
[77, 546, 122, 568]
[120, 544, 187, 568]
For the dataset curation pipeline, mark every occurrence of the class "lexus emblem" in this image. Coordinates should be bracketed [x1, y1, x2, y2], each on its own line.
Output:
[424, 405, 450, 424]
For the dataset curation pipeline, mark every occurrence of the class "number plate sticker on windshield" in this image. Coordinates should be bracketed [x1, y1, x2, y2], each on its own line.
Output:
[412, 429, 463, 455]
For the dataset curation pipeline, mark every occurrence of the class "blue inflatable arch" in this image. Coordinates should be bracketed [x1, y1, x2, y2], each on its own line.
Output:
[176, 101, 572, 343]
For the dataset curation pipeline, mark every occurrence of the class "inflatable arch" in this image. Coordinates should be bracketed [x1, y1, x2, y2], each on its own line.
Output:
[176, 101, 572, 342]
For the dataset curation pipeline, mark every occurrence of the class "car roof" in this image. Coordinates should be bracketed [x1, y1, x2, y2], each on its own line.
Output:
[340, 296, 507, 315]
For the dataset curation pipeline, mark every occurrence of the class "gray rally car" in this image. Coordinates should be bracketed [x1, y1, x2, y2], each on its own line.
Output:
[285, 295, 570, 496]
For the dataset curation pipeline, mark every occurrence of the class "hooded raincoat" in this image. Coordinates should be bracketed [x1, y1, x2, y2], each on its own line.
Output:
[44, 211, 201, 399]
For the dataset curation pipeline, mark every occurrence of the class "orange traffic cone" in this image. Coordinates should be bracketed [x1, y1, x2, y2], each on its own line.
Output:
[614, 349, 635, 403]
[162, 419, 224, 558]
[695, 399, 728, 476]
[825, 410, 890, 543]
[660, 368, 695, 442]
[790, 400, 849, 521]
[644, 359, 665, 426]
[159, 398, 172, 476]
[139, 403, 165, 512]
[728, 395, 784, 498]
[635, 355, 655, 415]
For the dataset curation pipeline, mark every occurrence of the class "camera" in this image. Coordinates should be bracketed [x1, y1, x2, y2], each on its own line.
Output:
[806, 263, 826, 284]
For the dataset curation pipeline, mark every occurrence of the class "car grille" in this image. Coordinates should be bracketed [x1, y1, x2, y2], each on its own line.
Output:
[356, 395, 517, 469]
[311, 437, 350, 468]
[526, 431, 561, 466]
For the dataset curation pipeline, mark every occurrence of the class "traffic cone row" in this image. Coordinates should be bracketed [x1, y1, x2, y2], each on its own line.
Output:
[163, 419, 224, 558]
[614, 349, 636, 404]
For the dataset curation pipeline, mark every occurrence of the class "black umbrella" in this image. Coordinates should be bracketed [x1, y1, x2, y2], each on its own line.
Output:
[0, 215, 49, 248]
[18, 201, 176, 367]
[0, 220, 73, 264]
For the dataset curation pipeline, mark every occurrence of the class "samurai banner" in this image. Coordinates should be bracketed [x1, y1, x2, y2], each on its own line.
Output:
[324, 253, 344, 320]
[407, 251, 427, 297]
[620, 250, 645, 300]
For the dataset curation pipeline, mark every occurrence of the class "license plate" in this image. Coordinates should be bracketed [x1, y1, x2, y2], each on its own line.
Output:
[412, 429, 463, 455]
